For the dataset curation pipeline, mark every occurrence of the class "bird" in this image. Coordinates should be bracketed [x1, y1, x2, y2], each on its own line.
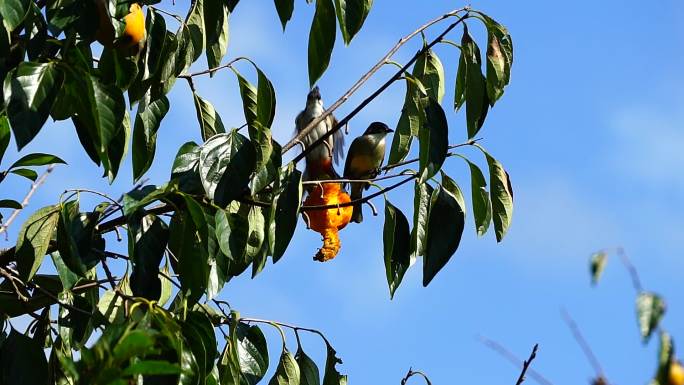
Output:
[343, 122, 394, 223]
[295, 87, 345, 182]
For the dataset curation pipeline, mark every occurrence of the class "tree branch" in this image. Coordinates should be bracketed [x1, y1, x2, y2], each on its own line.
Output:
[615, 247, 643, 293]
[479, 336, 554, 385]
[283, 7, 470, 159]
[515, 344, 540, 385]
[561, 308, 607, 380]
[400, 368, 431, 385]
[0, 165, 55, 238]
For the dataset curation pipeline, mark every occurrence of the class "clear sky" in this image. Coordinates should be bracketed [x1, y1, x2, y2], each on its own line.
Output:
[2, 0, 684, 383]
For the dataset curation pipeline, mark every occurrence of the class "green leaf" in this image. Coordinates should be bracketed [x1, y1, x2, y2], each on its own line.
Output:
[97, 289, 126, 324]
[296, 347, 321, 385]
[590, 251, 608, 286]
[272, 165, 302, 262]
[252, 140, 282, 194]
[475, 12, 513, 104]
[158, 259, 173, 307]
[98, 47, 139, 91]
[322, 344, 347, 385]
[413, 48, 445, 103]
[387, 75, 426, 164]
[233, 66, 275, 171]
[236, 323, 269, 384]
[410, 181, 433, 262]
[308, 0, 336, 86]
[461, 157, 491, 236]
[10, 152, 65, 168]
[0, 0, 30, 30]
[56, 200, 104, 277]
[128, 214, 169, 301]
[204, 0, 229, 72]
[142, 9, 167, 82]
[418, 97, 448, 183]
[50, 252, 79, 291]
[171, 141, 203, 194]
[334, 0, 373, 45]
[636, 292, 666, 343]
[5, 62, 64, 150]
[0, 274, 64, 317]
[0, 328, 49, 385]
[199, 131, 256, 207]
[422, 184, 465, 287]
[273, 0, 294, 30]
[193, 92, 226, 141]
[122, 360, 182, 376]
[652, 331, 674, 385]
[269, 349, 300, 385]
[183, 311, 218, 381]
[383, 200, 411, 299]
[168, 196, 209, 305]
[215, 201, 265, 277]
[460, 25, 490, 138]
[9, 168, 37, 181]
[132, 94, 170, 180]
[186, 0, 206, 62]
[15, 204, 60, 281]
[0, 199, 21, 209]
[477, 147, 513, 242]
[0, 115, 9, 165]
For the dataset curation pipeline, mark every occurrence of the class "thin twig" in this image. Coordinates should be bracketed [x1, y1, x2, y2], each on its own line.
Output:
[479, 336, 554, 385]
[561, 308, 606, 380]
[515, 344, 540, 385]
[240, 317, 334, 348]
[0, 165, 55, 238]
[283, 7, 470, 158]
[178, 57, 246, 79]
[615, 247, 643, 293]
[382, 138, 481, 172]
[400, 368, 431, 385]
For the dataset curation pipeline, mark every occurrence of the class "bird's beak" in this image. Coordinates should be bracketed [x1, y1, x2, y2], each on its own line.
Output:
[385, 126, 394, 133]
[309, 86, 321, 101]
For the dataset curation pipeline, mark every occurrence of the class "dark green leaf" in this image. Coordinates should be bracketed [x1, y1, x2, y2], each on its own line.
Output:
[418, 97, 448, 183]
[142, 9, 167, 81]
[98, 47, 139, 90]
[252, 140, 282, 194]
[272, 165, 302, 262]
[172, 141, 204, 195]
[652, 331, 674, 385]
[413, 48, 445, 103]
[590, 251, 608, 286]
[422, 184, 465, 287]
[236, 323, 269, 384]
[50, 252, 79, 291]
[636, 292, 666, 343]
[460, 157, 491, 236]
[193, 92, 226, 141]
[460, 25, 490, 138]
[199, 131, 256, 207]
[308, 0, 336, 86]
[10, 153, 65, 168]
[410, 181, 433, 261]
[216, 201, 265, 277]
[477, 147, 513, 242]
[0, 329, 48, 385]
[334, 0, 372, 45]
[475, 12, 513, 104]
[186, 0, 206, 62]
[5, 62, 64, 150]
[383, 200, 410, 299]
[128, 214, 169, 300]
[0, 275, 64, 318]
[183, 311, 218, 380]
[0, 199, 21, 209]
[122, 360, 182, 376]
[15, 204, 60, 281]
[322, 344, 347, 385]
[273, 0, 294, 30]
[9, 168, 37, 181]
[269, 349, 300, 385]
[132, 94, 170, 180]
[56, 201, 104, 277]
[0, 0, 30, 30]
[387, 75, 426, 165]
[296, 347, 321, 385]
[0, 115, 9, 165]
[204, 0, 229, 72]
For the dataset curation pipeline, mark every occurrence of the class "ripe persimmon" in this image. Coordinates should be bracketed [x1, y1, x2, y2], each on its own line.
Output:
[303, 183, 353, 262]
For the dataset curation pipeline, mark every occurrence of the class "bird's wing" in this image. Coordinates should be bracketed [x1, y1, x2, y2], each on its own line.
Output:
[294, 110, 305, 136]
[330, 115, 345, 165]
[343, 136, 362, 178]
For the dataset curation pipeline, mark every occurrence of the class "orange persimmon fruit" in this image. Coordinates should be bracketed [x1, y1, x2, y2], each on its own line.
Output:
[303, 183, 353, 262]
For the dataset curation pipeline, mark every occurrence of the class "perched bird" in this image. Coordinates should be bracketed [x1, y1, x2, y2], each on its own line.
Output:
[295, 87, 345, 182]
[343, 122, 394, 223]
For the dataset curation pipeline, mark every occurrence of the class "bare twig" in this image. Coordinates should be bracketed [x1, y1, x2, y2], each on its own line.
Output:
[240, 317, 334, 348]
[400, 368, 431, 385]
[515, 344, 540, 385]
[479, 336, 554, 385]
[0, 165, 55, 238]
[561, 308, 606, 380]
[283, 8, 470, 158]
[178, 57, 246, 79]
[382, 138, 481, 173]
[615, 247, 643, 293]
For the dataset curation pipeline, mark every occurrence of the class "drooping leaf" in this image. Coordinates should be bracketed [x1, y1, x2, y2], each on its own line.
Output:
[652, 331, 674, 385]
[205, 0, 229, 72]
[296, 347, 321, 385]
[383, 200, 411, 299]
[272, 165, 302, 262]
[0, 328, 49, 385]
[0, 115, 9, 165]
[460, 25, 490, 138]
[56, 201, 104, 277]
[308, 0, 336, 86]
[459, 156, 491, 236]
[193, 92, 226, 141]
[132, 94, 170, 180]
[476, 146, 513, 242]
[128, 214, 169, 300]
[273, 0, 294, 30]
[413, 48, 445, 103]
[418, 97, 448, 183]
[9, 168, 38, 181]
[198, 131, 256, 207]
[422, 184, 465, 287]
[322, 344, 347, 385]
[410, 181, 433, 262]
[5, 62, 64, 149]
[15, 204, 60, 281]
[182, 311, 218, 381]
[216, 201, 265, 277]
[0, 0, 30, 30]
[269, 349, 300, 385]
[141, 8, 167, 81]
[334, 0, 373, 45]
[186, 0, 206, 62]
[171, 141, 203, 194]
[475, 12, 513, 104]
[235, 323, 269, 384]
[0, 199, 21, 209]
[590, 251, 608, 286]
[9, 153, 65, 169]
[387, 75, 426, 164]
[636, 292, 666, 343]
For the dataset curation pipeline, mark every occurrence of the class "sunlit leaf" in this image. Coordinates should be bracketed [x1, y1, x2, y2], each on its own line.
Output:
[308, 0, 336, 86]
[15, 204, 60, 281]
[590, 251, 608, 285]
[383, 200, 411, 299]
[270, 349, 300, 385]
[334, 0, 373, 45]
[132, 94, 170, 180]
[636, 292, 666, 343]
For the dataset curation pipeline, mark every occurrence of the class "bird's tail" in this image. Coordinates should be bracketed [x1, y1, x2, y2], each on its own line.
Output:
[350, 183, 363, 223]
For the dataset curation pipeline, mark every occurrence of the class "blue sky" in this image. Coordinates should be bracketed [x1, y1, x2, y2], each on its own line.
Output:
[3, 0, 684, 383]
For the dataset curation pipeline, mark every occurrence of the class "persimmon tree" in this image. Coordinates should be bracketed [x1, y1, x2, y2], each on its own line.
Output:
[0, 0, 516, 384]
